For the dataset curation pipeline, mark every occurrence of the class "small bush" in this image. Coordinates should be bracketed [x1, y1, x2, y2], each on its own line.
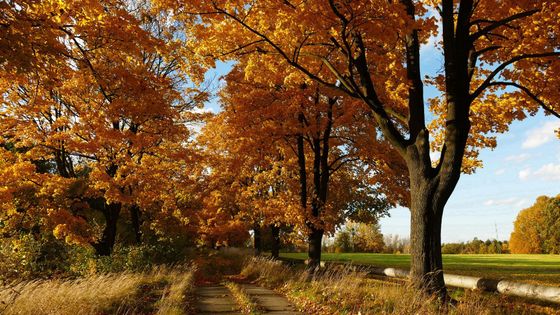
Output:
[85, 243, 191, 274]
[0, 234, 196, 282]
[0, 234, 73, 282]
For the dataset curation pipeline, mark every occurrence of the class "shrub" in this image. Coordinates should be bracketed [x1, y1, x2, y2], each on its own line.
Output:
[0, 234, 73, 282]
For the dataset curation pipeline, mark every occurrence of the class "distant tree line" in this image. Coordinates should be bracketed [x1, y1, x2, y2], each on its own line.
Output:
[326, 224, 515, 255]
[441, 238, 509, 254]
[327, 226, 512, 255]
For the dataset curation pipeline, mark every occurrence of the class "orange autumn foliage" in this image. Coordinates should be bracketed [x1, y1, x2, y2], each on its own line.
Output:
[0, 0, 206, 253]
[197, 62, 406, 246]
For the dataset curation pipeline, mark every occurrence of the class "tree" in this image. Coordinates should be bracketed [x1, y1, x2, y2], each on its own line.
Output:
[333, 230, 352, 253]
[383, 234, 411, 254]
[0, 0, 205, 255]
[159, 0, 560, 296]
[201, 63, 401, 266]
[441, 238, 506, 254]
[510, 195, 560, 254]
[541, 197, 560, 254]
[346, 221, 385, 253]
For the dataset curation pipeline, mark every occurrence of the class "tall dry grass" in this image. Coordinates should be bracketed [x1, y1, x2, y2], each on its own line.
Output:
[240, 257, 532, 315]
[0, 265, 195, 315]
[155, 265, 196, 315]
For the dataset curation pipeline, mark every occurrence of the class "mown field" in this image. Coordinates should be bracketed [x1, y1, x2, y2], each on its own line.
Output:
[280, 253, 560, 286]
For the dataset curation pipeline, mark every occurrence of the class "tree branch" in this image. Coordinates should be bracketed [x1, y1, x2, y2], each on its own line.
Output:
[471, 52, 560, 101]
[488, 81, 560, 119]
[470, 9, 539, 41]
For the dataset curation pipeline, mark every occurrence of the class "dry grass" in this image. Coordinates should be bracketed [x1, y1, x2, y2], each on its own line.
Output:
[155, 265, 196, 315]
[241, 257, 558, 315]
[0, 265, 195, 315]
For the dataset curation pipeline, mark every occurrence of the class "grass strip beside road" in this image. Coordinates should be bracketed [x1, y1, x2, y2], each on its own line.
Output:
[224, 282, 262, 314]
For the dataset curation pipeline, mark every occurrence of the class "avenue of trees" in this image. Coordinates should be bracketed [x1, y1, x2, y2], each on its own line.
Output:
[1, 0, 560, 300]
[155, 0, 560, 297]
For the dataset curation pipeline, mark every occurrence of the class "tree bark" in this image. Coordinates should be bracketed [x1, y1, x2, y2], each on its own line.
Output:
[405, 122, 468, 299]
[307, 98, 333, 269]
[93, 202, 121, 256]
[253, 222, 262, 256]
[270, 225, 280, 259]
[307, 226, 323, 269]
[409, 176, 446, 298]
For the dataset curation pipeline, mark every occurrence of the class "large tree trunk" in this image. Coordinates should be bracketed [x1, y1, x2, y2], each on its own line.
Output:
[270, 225, 280, 259]
[406, 124, 467, 298]
[307, 226, 323, 269]
[300, 98, 333, 271]
[93, 202, 121, 256]
[409, 177, 446, 298]
[253, 222, 262, 256]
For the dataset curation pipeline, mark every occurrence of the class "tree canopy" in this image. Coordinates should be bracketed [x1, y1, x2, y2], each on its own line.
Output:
[510, 195, 560, 254]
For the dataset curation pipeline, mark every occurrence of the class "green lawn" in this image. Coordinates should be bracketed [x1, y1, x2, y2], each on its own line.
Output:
[280, 253, 560, 286]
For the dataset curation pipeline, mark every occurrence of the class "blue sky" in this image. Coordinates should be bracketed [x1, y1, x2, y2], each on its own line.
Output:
[203, 33, 560, 243]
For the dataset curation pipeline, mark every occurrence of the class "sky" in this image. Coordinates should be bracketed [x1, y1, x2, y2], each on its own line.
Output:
[379, 115, 560, 243]
[201, 23, 560, 244]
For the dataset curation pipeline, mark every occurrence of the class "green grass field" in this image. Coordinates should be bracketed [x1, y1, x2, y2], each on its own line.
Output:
[280, 253, 560, 286]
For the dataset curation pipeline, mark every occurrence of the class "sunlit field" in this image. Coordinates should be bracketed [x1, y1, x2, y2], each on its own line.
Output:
[281, 253, 560, 286]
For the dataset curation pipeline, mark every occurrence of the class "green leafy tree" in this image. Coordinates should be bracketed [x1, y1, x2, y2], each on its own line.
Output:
[333, 230, 352, 253]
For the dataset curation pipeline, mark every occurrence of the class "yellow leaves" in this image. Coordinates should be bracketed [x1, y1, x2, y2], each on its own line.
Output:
[53, 224, 69, 240]
[50, 209, 92, 246]
[508, 195, 560, 254]
[283, 71, 308, 86]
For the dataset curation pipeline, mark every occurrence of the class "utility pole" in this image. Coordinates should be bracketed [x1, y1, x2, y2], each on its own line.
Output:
[495, 222, 502, 254]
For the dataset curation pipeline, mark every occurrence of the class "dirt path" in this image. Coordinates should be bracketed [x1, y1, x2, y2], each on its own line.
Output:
[240, 284, 301, 315]
[194, 284, 301, 315]
[195, 286, 242, 314]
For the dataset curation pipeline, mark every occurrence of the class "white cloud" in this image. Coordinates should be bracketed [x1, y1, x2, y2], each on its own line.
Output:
[533, 163, 560, 181]
[515, 198, 529, 208]
[518, 163, 560, 181]
[484, 197, 524, 207]
[518, 168, 532, 180]
[522, 121, 560, 149]
[505, 153, 531, 163]
[494, 168, 506, 175]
